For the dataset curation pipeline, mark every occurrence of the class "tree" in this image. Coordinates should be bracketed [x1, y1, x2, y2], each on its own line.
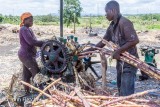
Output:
[63, 0, 82, 27]
[0, 14, 4, 23]
[41, 14, 59, 22]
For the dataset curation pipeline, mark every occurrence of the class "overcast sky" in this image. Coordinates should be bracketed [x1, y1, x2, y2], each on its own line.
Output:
[0, 0, 159, 16]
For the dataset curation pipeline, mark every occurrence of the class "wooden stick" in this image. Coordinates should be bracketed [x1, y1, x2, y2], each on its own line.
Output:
[99, 90, 157, 107]
[32, 78, 61, 104]
[20, 81, 52, 99]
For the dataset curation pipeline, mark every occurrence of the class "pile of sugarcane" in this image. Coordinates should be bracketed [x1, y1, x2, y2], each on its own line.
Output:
[79, 36, 160, 81]
[20, 78, 160, 107]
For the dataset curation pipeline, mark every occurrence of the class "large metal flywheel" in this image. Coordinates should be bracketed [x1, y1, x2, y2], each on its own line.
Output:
[41, 40, 69, 73]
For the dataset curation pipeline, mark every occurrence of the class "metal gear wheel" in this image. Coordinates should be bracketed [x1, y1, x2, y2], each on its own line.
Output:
[41, 40, 69, 73]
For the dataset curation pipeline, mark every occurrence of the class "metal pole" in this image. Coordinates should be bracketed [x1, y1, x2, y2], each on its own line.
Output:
[74, 13, 76, 34]
[89, 14, 92, 33]
[60, 0, 63, 37]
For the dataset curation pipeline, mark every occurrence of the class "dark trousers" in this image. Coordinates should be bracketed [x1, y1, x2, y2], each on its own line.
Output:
[19, 56, 39, 91]
[116, 61, 137, 96]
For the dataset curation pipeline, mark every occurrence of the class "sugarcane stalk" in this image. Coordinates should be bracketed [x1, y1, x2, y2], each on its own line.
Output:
[50, 78, 95, 95]
[52, 94, 65, 106]
[123, 101, 140, 105]
[84, 96, 117, 100]
[65, 102, 77, 107]
[99, 37, 160, 80]
[69, 91, 76, 96]
[8, 74, 18, 93]
[73, 63, 81, 87]
[50, 78, 73, 88]
[114, 105, 148, 107]
[51, 89, 98, 107]
[20, 81, 52, 99]
[78, 54, 97, 59]
[33, 99, 52, 106]
[131, 99, 153, 103]
[32, 78, 61, 104]
[63, 91, 77, 107]
[120, 56, 160, 80]
[75, 87, 90, 107]
[100, 52, 107, 90]
[77, 73, 95, 91]
[86, 99, 100, 105]
[78, 41, 90, 52]
[41, 100, 47, 107]
[51, 89, 82, 103]
[78, 51, 100, 56]
[99, 89, 157, 107]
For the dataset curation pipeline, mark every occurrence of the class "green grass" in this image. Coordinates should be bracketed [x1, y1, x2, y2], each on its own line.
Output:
[34, 22, 59, 26]
[1, 14, 160, 31]
[147, 24, 160, 30]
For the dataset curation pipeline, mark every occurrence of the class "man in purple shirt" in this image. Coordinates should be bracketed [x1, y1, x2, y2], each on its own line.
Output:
[18, 12, 44, 93]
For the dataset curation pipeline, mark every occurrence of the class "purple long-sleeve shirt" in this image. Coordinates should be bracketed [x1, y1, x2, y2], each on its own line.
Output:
[18, 26, 43, 59]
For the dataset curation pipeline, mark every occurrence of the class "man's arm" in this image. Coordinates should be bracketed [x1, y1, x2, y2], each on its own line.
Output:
[85, 28, 111, 51]
[117, 39, 139, 53]
[113, 20, 139, 59]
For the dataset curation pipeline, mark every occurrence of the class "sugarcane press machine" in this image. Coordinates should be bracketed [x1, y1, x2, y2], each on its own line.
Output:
[40, 35, 101, 81]
[12, 35, 101, 106]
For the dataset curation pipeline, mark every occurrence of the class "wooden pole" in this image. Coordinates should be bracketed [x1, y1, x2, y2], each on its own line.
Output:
[60, 0, 63, 37]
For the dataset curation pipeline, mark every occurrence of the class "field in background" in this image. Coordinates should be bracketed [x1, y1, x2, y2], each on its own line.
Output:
[0, 14, 160, 31]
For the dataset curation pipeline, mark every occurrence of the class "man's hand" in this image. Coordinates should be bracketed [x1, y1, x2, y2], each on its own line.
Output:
[112, 50, 121, 60]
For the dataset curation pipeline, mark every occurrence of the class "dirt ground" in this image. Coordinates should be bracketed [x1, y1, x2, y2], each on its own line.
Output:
[0, 24, 160, 99]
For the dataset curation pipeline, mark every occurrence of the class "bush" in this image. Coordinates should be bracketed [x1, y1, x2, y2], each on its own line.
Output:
[0, 15, 4, 23]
